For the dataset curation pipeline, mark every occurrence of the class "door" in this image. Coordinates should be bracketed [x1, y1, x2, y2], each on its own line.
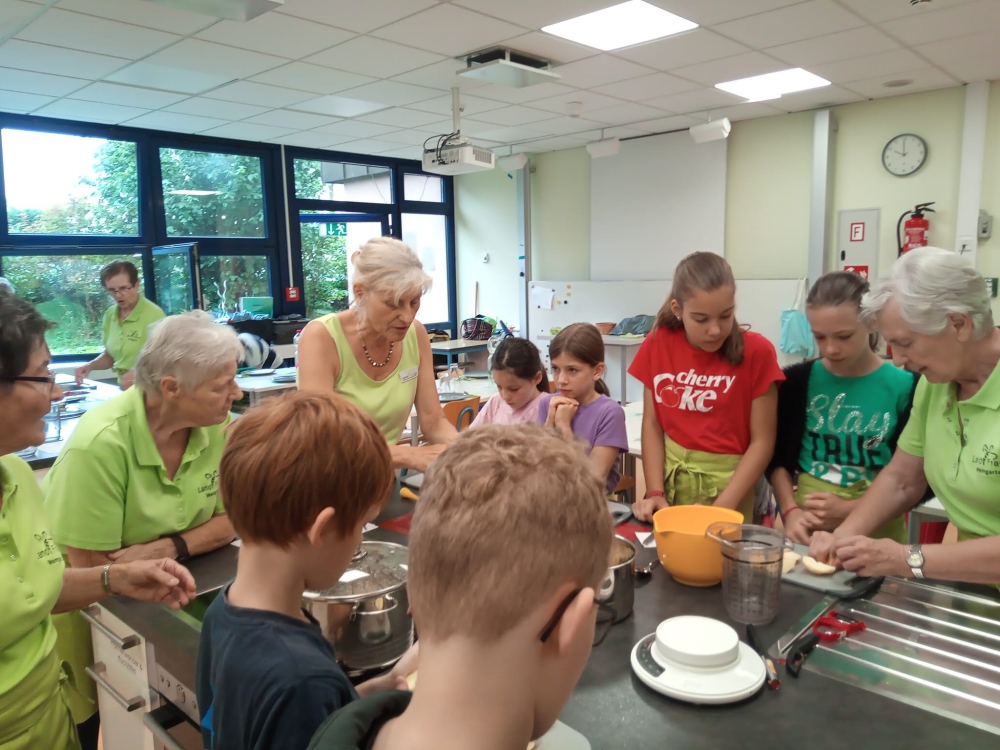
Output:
[151, 243, 202, 314]
[837, 209, 880, 282]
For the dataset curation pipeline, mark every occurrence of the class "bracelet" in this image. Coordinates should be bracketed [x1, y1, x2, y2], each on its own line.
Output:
[644, 490, 667, 500]
[781, 505, 803, 520]
[101, 563, 115, 595]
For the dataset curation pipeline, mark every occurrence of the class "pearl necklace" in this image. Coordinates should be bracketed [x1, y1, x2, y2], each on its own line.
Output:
[359, 335, 394, 367]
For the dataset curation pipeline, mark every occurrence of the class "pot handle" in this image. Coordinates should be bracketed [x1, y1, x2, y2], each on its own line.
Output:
[705, 521, 740, 547]
[349, 594, 399, 621]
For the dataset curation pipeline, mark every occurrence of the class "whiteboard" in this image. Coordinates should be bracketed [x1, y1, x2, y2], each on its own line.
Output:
[590, 130, 727, 281]
[528, 279, 805, 403]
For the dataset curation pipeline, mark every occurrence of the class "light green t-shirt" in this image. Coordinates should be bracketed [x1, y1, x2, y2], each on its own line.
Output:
[0, 455, 65, 697]
[897, 366, 1000, 538]
[799, 361, 915, 486]
[102, 296, 165, 377]
[44, 387, 228, 551]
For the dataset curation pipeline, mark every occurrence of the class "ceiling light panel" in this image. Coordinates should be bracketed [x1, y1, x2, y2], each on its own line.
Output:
[542, 1, 698, 52]
[715, 68, 831, 102]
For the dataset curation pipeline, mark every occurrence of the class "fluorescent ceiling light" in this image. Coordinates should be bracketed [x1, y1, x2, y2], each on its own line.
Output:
[716, 68, 830, 103]
[542, 1, 697, 52]
[586, 137, 620, 159]
[168, 189, 223, 196]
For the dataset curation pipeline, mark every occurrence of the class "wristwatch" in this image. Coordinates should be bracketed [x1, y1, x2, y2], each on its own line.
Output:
[906, 544, 925, 579]
[168, 534, 191, 563]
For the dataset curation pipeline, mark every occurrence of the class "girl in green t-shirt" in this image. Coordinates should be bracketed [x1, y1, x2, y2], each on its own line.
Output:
[768, 272, 919, 545]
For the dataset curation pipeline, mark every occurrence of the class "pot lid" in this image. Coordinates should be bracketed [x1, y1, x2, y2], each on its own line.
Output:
[303, 540, 408, 601]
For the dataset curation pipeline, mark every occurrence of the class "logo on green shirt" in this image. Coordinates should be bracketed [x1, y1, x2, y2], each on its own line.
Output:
[33, 530, 61, 563]
[199, 470, 219, 496]
[973, 443, 1000, 476]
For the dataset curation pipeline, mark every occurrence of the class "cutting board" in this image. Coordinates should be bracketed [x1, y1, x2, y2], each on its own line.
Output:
[782, 543, 859, 596]
[536, 721, 590, 750]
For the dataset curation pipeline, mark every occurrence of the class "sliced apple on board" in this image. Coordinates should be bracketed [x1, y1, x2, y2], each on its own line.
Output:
[802, 555, 837, 576]
[782, 550, 801, 574]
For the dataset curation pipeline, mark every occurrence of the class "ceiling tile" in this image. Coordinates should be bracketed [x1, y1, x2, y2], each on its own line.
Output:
[0, 39, 128, 78]
[0, 89, 53, 112]
[670, 52, 789, 87]
[614, 29, 749, 71]
[370, 129, 430, 145]
[916, 31, 1000, 82]
[244, 109, 341, 129]
[766, 26, 900, 69]
[201, 122, 296, 142]
[471, 124, 553, 143]
[0, 0, 43, 38]
[466, 104, 559, 127]
[126, 111, 230, 133]
[838, 0, 978, 23]
[586, 101, 670, 126]
[16, 9, 179, 59]
[306, 36, 443, 79]
[339, 80, 441, 107]
[627, 113, 702, 133]
[334, 138, 399, 154]
[378, 145, 424, 161]
[879, 0, 1000, 46]
[452, 0, 611, 29]
[57, 0, 216, 34]
[68, 82, 189, 108]
[519, 114, 604, 136]
[529, 90, 625, 114]
[514, 135, 590, 153]
[266, 131, 342, 149]
[313, 119, 400, 137]
[34, 98, 149, 123]
[643, 87, 745, 115]
[290, 93, 390, 117]
[843, 67, 961, 98]
[708, 101, 785, 121]
[592, 72, 702, 101]
[165, 97, 271, 120]
[552, 55, 654, 88]
[713, 0, 866, 49]
[275, 0, 438, 34]
[203, 81, 316, 108]
[407, 92, 505, 116]
[772, 84, 864, 112]
[809, 48, 928, 85]
[0, 66, 87, 96]
[467, 82, 574, 105]
[500, 32, 598, 64]
[644, 0, 802, 26]
[106, 62, 233, 95]
[140, 39, 286, 81]
[392, 59, 487, 91]
[357, 107, 444, 128]
[196, 12, 354, 59]
[250, 62, 376, 95]
[372, 5, 525, 57]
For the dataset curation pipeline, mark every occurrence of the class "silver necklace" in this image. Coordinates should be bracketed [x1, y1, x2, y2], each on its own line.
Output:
[359, 335, 394, 367]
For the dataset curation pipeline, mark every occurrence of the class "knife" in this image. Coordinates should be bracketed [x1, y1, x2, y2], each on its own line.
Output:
[746, 624, 780, 690]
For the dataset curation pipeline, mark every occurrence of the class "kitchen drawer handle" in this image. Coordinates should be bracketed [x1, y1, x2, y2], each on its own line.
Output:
[142, 705, 189, 750]
[81, 606, 141, 650]
[85, 662, 146, 712]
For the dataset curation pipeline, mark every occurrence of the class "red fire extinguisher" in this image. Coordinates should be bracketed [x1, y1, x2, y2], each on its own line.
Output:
[897, 202, 935, 256]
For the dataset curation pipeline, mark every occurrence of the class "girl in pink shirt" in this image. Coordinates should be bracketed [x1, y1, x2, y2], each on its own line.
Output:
[472, 338, 548, 427]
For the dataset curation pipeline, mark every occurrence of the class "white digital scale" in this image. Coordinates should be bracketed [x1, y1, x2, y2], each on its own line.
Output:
[630, 616, 766, 704]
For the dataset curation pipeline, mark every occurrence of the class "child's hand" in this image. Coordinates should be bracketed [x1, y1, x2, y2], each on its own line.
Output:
[782, 511, 812, 545]
[633, 494, 668, 522]
[803, 492, 854, 531]
[553, 401, 578, 429]
[390, 642, 420, 690]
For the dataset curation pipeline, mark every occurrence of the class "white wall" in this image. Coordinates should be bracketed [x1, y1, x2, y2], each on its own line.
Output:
[530, 148, 591, 281]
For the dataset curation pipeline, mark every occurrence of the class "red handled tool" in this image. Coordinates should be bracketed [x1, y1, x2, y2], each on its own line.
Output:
[812, 611, 866, 643]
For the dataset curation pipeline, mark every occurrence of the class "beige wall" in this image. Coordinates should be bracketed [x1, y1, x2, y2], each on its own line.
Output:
[529, 148, 591, 280]
[977, 81, 1000, 319]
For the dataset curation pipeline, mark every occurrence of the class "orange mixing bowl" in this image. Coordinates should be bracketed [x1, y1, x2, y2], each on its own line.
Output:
[653, 505, 745, 587]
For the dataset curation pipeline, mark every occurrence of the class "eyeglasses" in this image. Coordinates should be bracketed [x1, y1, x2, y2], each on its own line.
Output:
[539, 589, 616, 648]
[106, 283, 136, 296]
[1, 370, 57, 389]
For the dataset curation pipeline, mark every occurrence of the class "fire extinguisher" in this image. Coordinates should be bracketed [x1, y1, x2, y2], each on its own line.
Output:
[896, 202, 935, 256]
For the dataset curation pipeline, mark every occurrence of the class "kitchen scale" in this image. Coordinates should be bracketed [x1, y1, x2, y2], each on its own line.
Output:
[631, 616, 765, 704]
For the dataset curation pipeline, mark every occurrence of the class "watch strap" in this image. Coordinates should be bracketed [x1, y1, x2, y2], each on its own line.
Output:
[168, 534, 190, 562]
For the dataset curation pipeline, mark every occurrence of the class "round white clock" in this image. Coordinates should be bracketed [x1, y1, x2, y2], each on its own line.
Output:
[882, 133, 927, 176]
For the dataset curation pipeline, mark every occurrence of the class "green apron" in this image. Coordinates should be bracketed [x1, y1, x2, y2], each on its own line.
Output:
[0, 647, 82, 750]
[795, 472, 907, 543]
[51, 611, 96, 723]
[664, 437, 755, 522]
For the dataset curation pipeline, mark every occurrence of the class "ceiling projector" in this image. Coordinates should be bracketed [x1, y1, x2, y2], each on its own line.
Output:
[422, 137, 496, 176]
[689, 118, 731, 144]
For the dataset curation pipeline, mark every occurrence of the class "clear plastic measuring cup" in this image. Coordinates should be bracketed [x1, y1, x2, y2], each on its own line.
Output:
[706, 523, 788, 625]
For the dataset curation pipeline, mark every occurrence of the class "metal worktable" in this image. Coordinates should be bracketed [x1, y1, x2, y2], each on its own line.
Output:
[104, 488, 996, 750]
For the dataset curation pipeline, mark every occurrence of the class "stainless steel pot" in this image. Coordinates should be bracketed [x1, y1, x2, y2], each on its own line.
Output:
[598, 536, 636, 623]
[302, 541, 412, 676]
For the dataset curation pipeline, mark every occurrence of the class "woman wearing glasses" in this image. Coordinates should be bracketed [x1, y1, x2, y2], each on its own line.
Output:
[74, 260, 164, 390]
[0, 286, 196, 750]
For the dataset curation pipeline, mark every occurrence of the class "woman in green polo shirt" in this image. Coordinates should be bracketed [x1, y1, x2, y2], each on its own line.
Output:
[0, 286, 196, 750]
[298, 237, 456, 472]
[810, 248, 1000, 584]
[75, 260, 164, 390]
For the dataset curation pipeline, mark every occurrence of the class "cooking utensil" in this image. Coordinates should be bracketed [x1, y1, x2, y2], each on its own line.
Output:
[707, 523, 787, 625]
[400, 487, 419, 502]
[635, 561, 657, 579]
[607, 500, 631, 526]
[598, 536, 636, 623]
[652, 505, 744, 587]
[784, 631, 820, 678]
[746, 624, 780, 690]
[302, 541, 412, 676]
[812, 611, 866, 643]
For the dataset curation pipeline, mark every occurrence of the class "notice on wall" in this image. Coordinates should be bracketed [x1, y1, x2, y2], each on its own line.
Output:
[531, 285, 555, 310]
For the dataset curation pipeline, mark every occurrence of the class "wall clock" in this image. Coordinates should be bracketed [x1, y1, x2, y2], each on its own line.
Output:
[882, 133, 927, 176]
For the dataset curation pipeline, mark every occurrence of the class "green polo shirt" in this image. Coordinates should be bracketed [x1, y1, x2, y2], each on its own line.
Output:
[898, 367, 1000, 538]
[102, 296, 165, 377]
[44, 387, 228, 551]
[0, 454, 65, 697]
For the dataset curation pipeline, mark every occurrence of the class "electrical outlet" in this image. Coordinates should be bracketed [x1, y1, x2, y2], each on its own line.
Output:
[958, 236, 975, 255]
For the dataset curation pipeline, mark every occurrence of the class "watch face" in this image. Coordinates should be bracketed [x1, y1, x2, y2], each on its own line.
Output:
[906, 548, 924, 567]
[882, 134, 927, 176]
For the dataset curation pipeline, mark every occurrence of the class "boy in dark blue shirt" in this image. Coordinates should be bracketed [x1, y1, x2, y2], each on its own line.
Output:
[196, 392, 417, 750]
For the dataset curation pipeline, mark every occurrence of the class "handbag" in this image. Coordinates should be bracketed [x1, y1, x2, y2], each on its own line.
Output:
[779, 279, 815, 358]
[460, 315, 495, 340]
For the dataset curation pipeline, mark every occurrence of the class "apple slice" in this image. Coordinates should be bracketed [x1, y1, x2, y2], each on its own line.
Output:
[405, 671, 418, 690]
[802, 555, 837, 576]
[782, 550, 801, 575]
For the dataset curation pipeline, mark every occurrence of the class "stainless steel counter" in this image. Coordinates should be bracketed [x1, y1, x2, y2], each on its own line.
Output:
[102, 489, 999, 749]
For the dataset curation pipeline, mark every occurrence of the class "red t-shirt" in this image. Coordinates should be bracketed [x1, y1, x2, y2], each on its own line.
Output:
[628, 326, 784, 455]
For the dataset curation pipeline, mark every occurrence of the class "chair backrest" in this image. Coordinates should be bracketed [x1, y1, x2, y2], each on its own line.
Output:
[442, 396, 480, 431]
[547, 379, 557, 393]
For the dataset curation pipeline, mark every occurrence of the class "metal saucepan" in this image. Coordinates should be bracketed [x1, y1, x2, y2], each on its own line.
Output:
[597, 536, 637, 623]
[302, 541, 413, 676]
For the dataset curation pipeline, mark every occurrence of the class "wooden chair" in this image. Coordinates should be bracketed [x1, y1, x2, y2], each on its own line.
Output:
[547, 380, 557, 393]
[442, 396, 480, 432]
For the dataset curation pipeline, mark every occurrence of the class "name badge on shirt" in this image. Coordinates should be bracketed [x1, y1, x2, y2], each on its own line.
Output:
[400, 366, 418, 383]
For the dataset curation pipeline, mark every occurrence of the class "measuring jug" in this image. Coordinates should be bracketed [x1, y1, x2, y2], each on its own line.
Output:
[706, 523, 788, 625]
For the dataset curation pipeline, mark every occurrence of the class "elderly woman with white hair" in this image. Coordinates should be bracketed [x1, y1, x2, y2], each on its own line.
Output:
[810, 248, 1000, 584]
[298, 237, 457, 471]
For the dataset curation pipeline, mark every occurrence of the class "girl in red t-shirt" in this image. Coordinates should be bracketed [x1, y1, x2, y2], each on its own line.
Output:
[629, 252, 784, 522]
